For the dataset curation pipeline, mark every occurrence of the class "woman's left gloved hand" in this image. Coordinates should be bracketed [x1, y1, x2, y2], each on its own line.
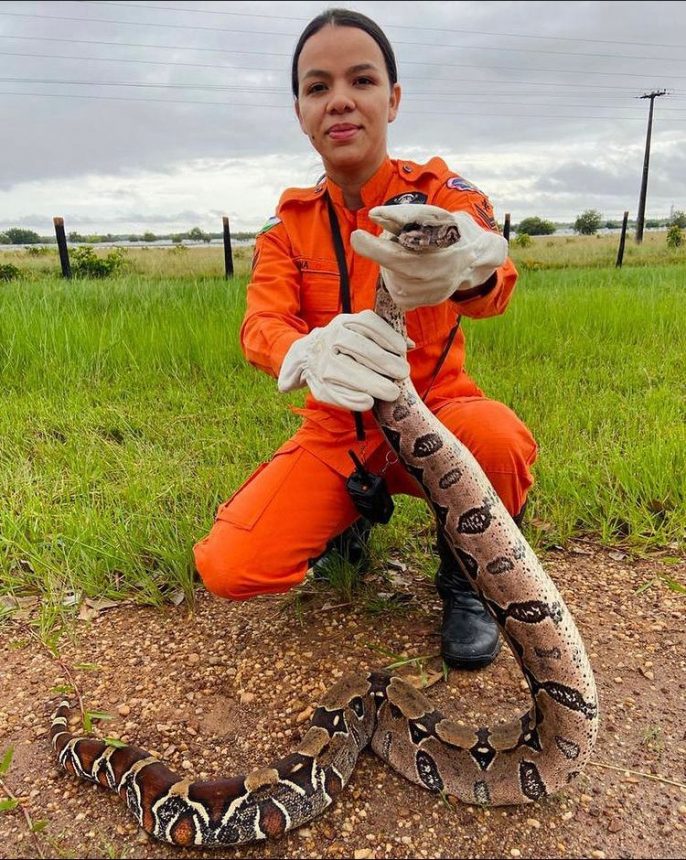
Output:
[351, 204, 508, 311]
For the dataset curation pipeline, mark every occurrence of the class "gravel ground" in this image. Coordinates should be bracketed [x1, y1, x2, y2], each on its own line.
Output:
[0, 544, 685, 860]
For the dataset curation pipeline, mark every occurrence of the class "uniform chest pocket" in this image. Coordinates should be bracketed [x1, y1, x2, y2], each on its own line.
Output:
[298, 257, 341, 328]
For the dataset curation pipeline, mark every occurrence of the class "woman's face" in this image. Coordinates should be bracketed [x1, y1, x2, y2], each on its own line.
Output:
[295, 25, 401, 179]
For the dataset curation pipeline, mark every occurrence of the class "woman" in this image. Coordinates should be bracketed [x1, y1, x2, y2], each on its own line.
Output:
[194, 9, 537, 670]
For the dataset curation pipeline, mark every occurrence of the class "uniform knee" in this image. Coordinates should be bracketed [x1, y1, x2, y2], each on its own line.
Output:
[193, 535, 251, 600]
[193, 523, 306, 601]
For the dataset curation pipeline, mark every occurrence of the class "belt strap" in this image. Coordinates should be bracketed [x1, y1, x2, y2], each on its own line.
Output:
[326, 193, 366, 442]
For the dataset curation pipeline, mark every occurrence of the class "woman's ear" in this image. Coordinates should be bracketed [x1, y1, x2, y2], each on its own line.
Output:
[388, 83, 401, 124]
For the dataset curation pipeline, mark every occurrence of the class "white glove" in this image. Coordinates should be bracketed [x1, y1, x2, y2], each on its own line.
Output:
[277, 309, 411, 412]
[351, 204, 508, 311]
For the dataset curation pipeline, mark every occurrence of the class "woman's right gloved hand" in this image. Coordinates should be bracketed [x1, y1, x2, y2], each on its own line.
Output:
[277, 309, 411, 412]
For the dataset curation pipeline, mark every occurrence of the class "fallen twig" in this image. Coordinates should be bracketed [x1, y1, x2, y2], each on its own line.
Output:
[0, 775, 46, 858]
[14, 621, 86, 721]
[588, 759, 686, 790]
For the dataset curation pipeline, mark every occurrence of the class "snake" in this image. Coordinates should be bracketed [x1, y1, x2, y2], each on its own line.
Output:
[49, 218, 598, 847]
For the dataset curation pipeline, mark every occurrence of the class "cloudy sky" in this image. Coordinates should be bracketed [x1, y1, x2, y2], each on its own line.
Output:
[1, 0, 685, 234]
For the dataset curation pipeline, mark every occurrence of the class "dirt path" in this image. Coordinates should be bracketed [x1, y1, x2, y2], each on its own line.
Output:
[1, 545, 684, 859]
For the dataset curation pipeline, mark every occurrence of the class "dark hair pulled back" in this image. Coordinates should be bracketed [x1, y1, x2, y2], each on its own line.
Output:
[291, 8, 398, 98]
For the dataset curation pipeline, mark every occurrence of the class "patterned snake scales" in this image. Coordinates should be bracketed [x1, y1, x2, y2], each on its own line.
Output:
[50, 218, 598, 847]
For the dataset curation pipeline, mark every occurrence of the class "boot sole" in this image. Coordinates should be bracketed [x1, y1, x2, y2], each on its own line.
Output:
[441, 639, 501, 671]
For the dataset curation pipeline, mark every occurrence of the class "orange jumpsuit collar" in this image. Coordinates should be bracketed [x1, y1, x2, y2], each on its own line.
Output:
[324, 157, 395, 210]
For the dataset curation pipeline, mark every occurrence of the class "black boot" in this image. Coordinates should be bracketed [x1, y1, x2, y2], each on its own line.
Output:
[436, 503, 527, 670]
[436, 531, 500, 669]
[310, 518, 372, 581]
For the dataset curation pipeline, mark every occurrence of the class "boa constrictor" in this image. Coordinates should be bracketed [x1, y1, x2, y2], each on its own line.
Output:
[50, 219, 598, 847]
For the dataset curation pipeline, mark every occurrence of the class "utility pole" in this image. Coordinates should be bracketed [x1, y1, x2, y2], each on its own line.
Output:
[635, 89, 667, 244]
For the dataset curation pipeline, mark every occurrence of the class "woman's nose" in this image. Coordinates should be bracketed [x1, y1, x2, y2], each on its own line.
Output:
[326, 86, 355, 114]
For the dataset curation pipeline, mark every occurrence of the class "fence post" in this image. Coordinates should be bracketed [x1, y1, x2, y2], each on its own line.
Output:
[503, 212, 511, 242]
[615, 210, 629, 268]
[222, 216, 234, 279]
[53, 217, 71, 279]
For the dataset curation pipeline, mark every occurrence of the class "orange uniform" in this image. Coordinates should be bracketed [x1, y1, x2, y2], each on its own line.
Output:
[194, 156, 537, 600]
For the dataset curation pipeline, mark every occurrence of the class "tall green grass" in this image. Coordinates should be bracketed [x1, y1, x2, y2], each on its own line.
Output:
[463, 266, 685, 548]
[0, 266, 684, 610]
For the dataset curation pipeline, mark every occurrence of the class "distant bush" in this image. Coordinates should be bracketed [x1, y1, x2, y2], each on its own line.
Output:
[25, 246, 52, 257]
[515, 217, 555, 236]
[0, 263, 20, 281]
[669, 210, 686, 229]
[0, 233, 10, 245]
[511, 232, 533, 248]
[666, 224, 684, 249]
[645, 219, 661, 230]
[71, 246, 125, 278]
[574, 210, 603, 235]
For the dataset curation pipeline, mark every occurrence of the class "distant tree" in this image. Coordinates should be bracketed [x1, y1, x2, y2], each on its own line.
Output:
[645, 219, 661, 230]
[187, 226, 205, 242]
[515, 216, 555, 236]
[574, 210, 603, 235]
[171, 234, 184, 244]
[5, 227, 41, 244]
[68, 231, 86, 242]
[670, 210, 686, 228]
[604, 220, 621, 230]
[0, 233, 10, 245]
[142, 231, 157, 243]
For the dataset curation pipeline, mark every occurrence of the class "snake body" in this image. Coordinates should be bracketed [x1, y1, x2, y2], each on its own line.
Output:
[50, 221, 598, 846]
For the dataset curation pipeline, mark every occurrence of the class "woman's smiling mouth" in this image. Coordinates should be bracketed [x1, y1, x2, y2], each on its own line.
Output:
[327, 124, 361, 140]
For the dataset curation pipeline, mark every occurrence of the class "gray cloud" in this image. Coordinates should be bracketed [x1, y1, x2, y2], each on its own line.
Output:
[2, 0, 685, 227]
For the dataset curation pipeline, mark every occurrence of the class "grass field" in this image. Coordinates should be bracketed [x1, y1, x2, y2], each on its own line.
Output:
[0, 237, 684, 620]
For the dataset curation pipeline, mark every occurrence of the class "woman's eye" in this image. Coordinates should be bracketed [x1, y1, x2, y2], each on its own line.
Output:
[306, 83, 327, 94]
[355, 77, 374, 86]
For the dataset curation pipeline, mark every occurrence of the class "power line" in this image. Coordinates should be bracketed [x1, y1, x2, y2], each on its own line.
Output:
[2, 89, 686, 122]
[0, 51, 663, 97]
[1, 9, 685, 64]
[0, 76, 657, 101]
[83, 2, 686, 51]
[4, 77, 684, 111]
[0, 32, 683, 87]
[0, 40, 676, 95]
[3, 44, 685, 86]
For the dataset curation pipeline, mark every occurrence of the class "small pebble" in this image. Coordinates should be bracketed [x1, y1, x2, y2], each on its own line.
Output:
[353, 850, 373, 859]
[510, 850, 521, 858]
[296, 706, 314, 724]
[526, 818, 541, 829]
[117, 704, 130, 717]
[240, 692, 255, 705]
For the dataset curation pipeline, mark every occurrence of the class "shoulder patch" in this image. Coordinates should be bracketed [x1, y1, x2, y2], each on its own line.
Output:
[383, 191, 428, 206]
[446, 175, 483, 195]
[257, 215, 281, 236]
